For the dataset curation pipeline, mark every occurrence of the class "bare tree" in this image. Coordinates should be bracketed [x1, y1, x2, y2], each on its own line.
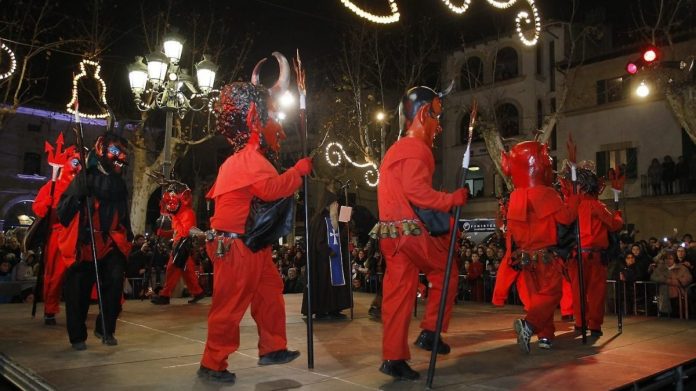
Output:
[128, 1, 254, 234]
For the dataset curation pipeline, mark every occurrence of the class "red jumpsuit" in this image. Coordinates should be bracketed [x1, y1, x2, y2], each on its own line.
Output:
[492, 233, 529, 309]
[567, 196, 622, 331]
[32, 178, 72, 315]
[378, 137, 460, 361]
[201, 144, 303, 372]
[159, 208, 204, 298]
[507, 187, 578, 340]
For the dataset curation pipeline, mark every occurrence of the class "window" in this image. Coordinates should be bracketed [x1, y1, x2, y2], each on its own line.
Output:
[23, 152, 41, 175]
[536, 44, 543, 76]
[548, 41, 555, 91]
[460, 57, 483, 90]
[464, 178, 485, 198]
[494, 47, 519, 82]
[596, 148, 637, 179]
[495, 103, 519, 138]
[596, 77, 630, 105]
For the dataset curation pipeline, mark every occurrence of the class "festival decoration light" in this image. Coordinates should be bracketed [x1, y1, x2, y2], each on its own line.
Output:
[485, 0, 518, 9]
[0, 42, 17, 80]
[340, 0, 400, 24]
[440, 0, 472, 14]
[325, 141, 380, 187]
[514, 1, 541, 46]
[66, 59, 110, 119]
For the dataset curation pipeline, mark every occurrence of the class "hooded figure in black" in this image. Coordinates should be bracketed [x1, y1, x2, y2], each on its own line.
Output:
[301, 191, 352, 320]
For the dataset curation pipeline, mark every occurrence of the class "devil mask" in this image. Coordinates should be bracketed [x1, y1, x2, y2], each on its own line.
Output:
[399, 83, 452, 147]
[560, 160, 604, 196]
[95, 133, 128, 175]
[160, 182, 192, 216]
[61, 147, 82, 181]
[501, 141, 554, 189]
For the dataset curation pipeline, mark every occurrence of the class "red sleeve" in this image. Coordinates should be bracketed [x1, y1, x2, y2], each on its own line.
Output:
[400, 159, 454, 212]
[250, 168, 302, 202]
[553, 194, 579, 225]
[32, 182, 52, 218]
[592, 202, 623, 232]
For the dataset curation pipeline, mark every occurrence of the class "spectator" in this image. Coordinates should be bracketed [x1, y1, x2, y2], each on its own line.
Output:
[0, 259, 13, 303]
[630, 244, 652, 277]
[676, 246, 693, 279]
[662, 155, 676, 195]
[12, 251, 36, 281]
[647, 237, 662, 258]
[647, 158, 662, 196]
[283, 268, 304, 294]
[467, 252, 484, 302]
[676, 156, 689, 194]
[650, 251, 692, 317]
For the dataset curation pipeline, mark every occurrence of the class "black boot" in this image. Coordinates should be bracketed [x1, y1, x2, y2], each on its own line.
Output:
[94, 330, 118, 346]
[44, 314, 57, 326]
[257, 349, 300, 365]
[197, 366, 236, 383]
[379, 360, 420, 381]
[151, 295, 170, 305]
[188, 292, 206, 304]
[413, 330, 450, 354]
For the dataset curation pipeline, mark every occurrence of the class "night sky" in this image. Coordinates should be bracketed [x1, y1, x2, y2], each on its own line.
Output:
[6, 0, 646, 115]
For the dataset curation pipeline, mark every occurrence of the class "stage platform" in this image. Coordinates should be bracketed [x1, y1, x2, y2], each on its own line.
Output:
[1, 292, 695, 390]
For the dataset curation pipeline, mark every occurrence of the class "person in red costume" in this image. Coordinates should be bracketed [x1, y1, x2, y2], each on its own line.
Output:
[502, 141, 579, 353]
[31, 134, 82, 325]
[197, 54, 311, 384]
[150, 181, 205, 305]
[377, 86, 468, 381]
[57, 132, 132, 350]
[560, 161, 623, 336]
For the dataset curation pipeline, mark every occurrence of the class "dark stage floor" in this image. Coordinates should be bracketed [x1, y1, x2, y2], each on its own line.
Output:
[1, 292, 695, 390]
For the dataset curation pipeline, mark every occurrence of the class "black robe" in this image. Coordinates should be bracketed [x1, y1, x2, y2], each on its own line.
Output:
[301, 210, 352, 315]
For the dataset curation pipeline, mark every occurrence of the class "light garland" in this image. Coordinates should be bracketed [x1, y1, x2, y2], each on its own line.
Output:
[485, 0, 517, 9]
[0, 42, 17, 80]
[441, 0, 472, 14]
[515, 0, 541, 46]
[340, 0, 400, 24]
[325, 141, 380, 187]
[66, 59, 109, 119]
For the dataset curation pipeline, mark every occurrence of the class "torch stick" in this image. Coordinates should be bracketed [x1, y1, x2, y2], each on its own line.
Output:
[426, 100, 477, 389]
[610, 168, 624, 334]
[72, 100, 108, 344]
[294, 50, 314, 369]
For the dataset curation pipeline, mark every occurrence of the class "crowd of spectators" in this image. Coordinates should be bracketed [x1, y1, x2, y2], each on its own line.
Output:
[645, 154, 696, 196]
[0, 229, 38, 303]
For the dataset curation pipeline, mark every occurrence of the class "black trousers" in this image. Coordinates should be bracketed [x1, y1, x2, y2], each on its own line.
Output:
[63, 251, 125, 344]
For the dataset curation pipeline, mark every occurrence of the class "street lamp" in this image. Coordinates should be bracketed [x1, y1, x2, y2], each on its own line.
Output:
[127, 30, 218, 179]
[636, 80, 650, 98]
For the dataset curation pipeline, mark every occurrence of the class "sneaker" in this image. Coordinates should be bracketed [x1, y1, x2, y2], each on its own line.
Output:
[71, 341, 87, 351]
[197, 366, 236, 383]
[44, 314, 57, 326]
[151, 295, 170, 305]
[590, 329, 603, 337]
[94, 330, 118, 346]
[538, 338, 552, 349]
[257, 349, 300, 366]
[188, 293, 206, 304]
[413, 330, 450, 355]
[379, 360, 420, 381]
[513, 319, 533, 354]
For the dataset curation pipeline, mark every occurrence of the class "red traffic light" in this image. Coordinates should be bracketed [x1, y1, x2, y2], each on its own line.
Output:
[626, 62, 638, 75]
[643, 47, 658, 63]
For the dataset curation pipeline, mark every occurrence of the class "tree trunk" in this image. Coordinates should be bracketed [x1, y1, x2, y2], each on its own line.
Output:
[480, 123, 513, 191]
[665, 86, 696, 144]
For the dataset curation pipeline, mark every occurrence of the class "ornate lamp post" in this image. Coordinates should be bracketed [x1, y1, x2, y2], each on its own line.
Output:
[127, 30, 218, 178]
[376, 110, 386, 161]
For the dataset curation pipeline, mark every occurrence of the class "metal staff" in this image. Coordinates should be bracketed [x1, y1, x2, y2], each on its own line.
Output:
[610, 168, 625, 333]
[572, 165, 588, 344]
[72, 100, 108, 344]
[338, 180, 355, 320]
[426, 100, 477, 388]
[294, 50, 314, 369]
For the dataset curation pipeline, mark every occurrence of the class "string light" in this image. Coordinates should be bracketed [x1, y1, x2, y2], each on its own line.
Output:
[486, 0, 517, 9]
[440, 0, 472, 14]
[325, 141, 380, 187]
[66, 59, 109, 119]
[0, 42, 17, 80]
[340, 0, 400, 24]
[515, 0, 541, 46]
